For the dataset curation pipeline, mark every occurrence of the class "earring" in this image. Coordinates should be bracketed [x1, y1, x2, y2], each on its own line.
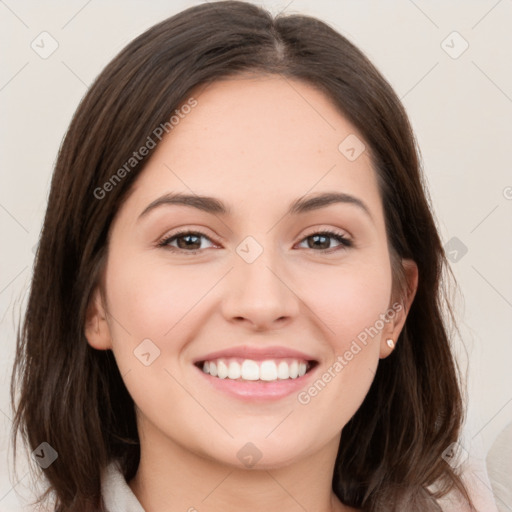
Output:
[386, 339, 395, 349]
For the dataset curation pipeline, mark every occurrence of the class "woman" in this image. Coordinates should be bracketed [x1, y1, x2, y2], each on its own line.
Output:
[10, 1, 477, 510]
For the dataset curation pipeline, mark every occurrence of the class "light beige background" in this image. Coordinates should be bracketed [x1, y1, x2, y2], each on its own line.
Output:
[1, 1, 511, 510]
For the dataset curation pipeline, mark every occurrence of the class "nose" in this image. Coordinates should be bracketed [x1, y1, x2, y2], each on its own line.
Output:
[221, 244, 300, 332]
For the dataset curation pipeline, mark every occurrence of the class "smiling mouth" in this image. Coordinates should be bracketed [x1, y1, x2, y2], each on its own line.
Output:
[194, 358, 319, 382]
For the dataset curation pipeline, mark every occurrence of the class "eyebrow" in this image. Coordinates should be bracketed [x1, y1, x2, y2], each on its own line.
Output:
[137, 191, 373, 222]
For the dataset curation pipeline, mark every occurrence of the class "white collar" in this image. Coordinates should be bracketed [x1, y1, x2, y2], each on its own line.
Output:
[101, 460, 145, 512]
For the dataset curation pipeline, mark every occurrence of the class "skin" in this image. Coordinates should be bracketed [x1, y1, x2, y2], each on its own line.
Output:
[86, 74, 418, 512]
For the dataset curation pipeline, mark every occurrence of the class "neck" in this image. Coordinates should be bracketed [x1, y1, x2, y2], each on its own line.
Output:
[128, 415, 356, 512]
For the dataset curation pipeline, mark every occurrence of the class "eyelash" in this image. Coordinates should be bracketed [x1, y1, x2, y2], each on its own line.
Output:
[157, 228, 353, 255]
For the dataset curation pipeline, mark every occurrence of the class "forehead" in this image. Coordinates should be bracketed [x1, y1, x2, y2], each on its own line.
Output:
[122, 75, 383, 223]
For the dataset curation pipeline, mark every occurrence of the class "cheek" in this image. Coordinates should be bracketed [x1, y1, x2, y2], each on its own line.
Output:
[295, 258, 392, 407]
[105, 252, 212, 344]
[102, 253, 213, 419]
[298, 259, 393, 349]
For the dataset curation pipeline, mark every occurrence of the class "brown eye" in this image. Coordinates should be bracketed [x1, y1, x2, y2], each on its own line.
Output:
[158, 230, 216, 254]
[298, 231, 352, 252]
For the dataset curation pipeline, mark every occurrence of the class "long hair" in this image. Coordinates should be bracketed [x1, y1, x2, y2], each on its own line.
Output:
[10, 2, 473, 510]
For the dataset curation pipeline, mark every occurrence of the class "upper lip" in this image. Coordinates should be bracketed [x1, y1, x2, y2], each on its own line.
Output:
[193, 345, 319, 364]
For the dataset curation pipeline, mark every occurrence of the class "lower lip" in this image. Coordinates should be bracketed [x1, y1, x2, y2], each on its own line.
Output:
[194, 363, 319, 401]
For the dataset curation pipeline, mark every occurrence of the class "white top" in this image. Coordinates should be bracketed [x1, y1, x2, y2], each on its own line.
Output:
[101, 461, 145, 512]
[486, 421, 512, 512]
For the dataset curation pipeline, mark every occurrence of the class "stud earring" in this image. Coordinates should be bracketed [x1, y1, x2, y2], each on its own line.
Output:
[386, 339, 395, 349]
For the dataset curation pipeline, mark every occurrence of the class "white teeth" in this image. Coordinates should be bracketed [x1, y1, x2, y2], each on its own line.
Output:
[277, 361, 289, 379]
[217, 360, 228, 379]
[241, 360, 259, 380]
[199, 358, 312, 382]
[260, 360, 277, 381]
[289, 360, 298, 378]
[228, 360, 241, 379]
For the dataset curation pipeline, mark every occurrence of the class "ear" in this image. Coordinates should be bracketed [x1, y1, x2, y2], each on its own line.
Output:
[84, 286, 112, 350]
[380, 258, 418, 358]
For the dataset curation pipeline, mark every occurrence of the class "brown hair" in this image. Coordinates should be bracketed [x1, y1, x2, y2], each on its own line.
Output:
[11, 1, 474, 510]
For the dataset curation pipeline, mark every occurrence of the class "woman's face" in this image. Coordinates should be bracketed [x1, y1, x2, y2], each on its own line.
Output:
[87, 75, 416, 469]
